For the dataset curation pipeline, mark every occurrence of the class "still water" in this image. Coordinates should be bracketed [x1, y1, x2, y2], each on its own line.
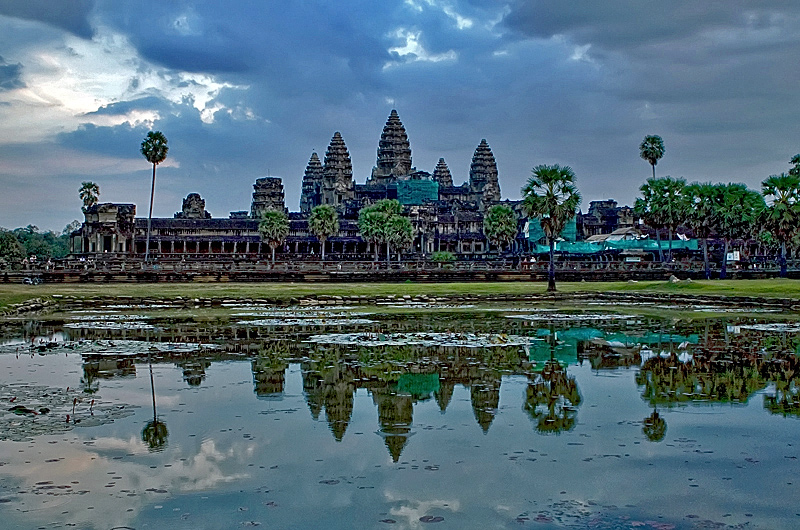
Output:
[0, 302, 798, 529]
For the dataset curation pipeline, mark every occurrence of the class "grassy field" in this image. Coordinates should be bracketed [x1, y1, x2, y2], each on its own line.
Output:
[2, 279, 800, 310]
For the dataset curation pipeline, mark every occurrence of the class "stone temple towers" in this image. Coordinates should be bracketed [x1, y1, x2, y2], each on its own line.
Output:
[298, 109, 502, 213]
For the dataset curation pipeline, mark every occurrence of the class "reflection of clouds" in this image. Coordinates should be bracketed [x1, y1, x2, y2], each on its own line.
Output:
[384, 491, 460, 528]
[0, 436, 250, 529]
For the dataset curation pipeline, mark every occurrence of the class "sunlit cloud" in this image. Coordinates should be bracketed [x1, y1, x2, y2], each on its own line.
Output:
[384, 28, 457, 69]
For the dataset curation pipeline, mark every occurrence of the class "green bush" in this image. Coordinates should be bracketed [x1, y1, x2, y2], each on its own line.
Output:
[431, 251, 455, 263]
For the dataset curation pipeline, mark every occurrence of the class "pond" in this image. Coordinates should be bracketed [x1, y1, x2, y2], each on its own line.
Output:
[0, 302, 798, 529]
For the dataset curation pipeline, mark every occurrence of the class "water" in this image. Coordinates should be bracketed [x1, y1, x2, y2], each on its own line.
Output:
[0, 303, 798, 529]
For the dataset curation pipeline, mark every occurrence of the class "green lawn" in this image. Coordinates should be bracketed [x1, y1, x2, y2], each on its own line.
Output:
[2, 279, 800, 311]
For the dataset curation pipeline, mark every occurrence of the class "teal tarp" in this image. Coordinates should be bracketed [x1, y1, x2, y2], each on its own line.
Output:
[396, 180, 439, 205]
[532, 238, 699, 255]
[527, 217, 577, 243]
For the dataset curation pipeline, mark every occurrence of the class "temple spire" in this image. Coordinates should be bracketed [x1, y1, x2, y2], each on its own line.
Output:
[469, 139, 500, 204]
[300, 151, 324, 212]
[371, 109, 412, 183]
[433, 158, 453, 187]
[322, 132, 354, 208]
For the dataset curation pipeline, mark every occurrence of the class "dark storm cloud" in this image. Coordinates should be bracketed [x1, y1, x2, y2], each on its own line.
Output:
[0, 0, 94, 38]
[0, 56, 24, 91]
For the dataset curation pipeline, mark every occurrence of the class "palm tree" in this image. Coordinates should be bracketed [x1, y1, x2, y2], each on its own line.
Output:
[308, 205, 339, 261]
[762, 173, 800, 278]
[358, 208, 384, 262]
[639, 134, 665, 179]
[658, 176, 688, 263]
[789, 154, 800, 177]
[634, 178, 666, 262]
[387, 215, 413, 261]
[634, 176, 687, 263]
[483, 204, 517, 253]
[684, 182, 722, 279]
[78, 181, 100, 212]
[258, 209, 290, 264]
[140, 131, 169, 262]
[358, 199, 404, 262]
[521, 164, 581, 292]
[715, 183, 764, 279]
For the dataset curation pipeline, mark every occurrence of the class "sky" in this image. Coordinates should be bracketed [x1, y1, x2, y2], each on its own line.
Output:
[0, 1, 798, 232]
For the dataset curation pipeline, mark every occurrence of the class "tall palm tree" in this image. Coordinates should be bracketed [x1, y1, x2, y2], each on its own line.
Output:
[140, 131, 169, 262]
[78, 181, 100, 212]
[483, 204, 517, 253]
[258, 209, 290, 264]
[639, 134, 665, 179]
[684, 182, 722, 279]
[762, 173, 800, 278]
[308, 205, 339, 261]
[521, 164, 581, 292]
[716, 183, 764, 279]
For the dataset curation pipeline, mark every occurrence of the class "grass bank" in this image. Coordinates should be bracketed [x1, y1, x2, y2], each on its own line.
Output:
[1, 279, 800, 311]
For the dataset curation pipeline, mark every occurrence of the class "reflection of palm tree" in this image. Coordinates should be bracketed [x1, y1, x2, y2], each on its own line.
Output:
[141, 355, 168, 451]
[642, 409, 667, 442]
[524, 358, 581, 434]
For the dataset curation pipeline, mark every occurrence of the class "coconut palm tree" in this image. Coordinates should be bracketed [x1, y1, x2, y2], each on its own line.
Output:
[308, 205, 339, 261]
[78, 181, 100, 212]
[258, 209, 290, 264]
[639, 134, 665, 179]
[521, 164, 581, 292]
[715, 183, 764, 279]
[762, 173, 800, 278]
[684, 182, 722, 279]
[483, 204, 517, 253]
[140, 131, 169, 262]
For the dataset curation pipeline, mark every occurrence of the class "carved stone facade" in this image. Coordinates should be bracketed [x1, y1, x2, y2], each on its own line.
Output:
[175, 193, 211, 219]
[250, 177, 287, 218]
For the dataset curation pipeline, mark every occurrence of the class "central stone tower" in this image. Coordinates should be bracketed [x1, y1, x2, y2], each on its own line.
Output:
[369, 109, 413, 184]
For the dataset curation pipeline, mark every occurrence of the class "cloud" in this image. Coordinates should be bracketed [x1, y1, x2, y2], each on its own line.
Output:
[0, 56, 24, 91]
[0, 0, 95, 38]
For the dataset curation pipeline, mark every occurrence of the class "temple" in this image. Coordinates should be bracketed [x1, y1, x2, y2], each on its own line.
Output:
[71, 109, 630, 260]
